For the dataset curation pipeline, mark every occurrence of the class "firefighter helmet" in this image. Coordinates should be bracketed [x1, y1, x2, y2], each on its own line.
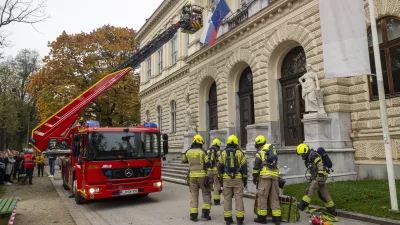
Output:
[185, 1, 191, 6]
[192, 134, 204, 145]
[296, 143, 309, 155]
[226, 135, 239, 146]
[254, 135, 266, 145]
[212, 138, 221, 147]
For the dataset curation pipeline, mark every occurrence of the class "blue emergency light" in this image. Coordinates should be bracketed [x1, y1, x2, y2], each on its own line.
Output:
[86, 121, 100, 127]
[144, 122, 157, 128]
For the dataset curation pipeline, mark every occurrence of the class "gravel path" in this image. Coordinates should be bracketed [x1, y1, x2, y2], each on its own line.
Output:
[2, 171, 75, 225]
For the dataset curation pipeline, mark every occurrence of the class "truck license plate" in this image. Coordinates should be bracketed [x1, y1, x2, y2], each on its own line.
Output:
[120, 189, 139, 195]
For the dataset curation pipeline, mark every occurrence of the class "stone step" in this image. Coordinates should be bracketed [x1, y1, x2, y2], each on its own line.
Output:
[170, 159, 182, 163]
[162, 171, 187, 179]
[162, 168, 188, 175]
[162, 176, 186, 185]
[165, 162, 189, 168]
[163, 165, 189, 170]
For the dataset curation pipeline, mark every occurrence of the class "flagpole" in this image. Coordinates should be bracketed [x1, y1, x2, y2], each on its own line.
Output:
[367, 0, 398, 212]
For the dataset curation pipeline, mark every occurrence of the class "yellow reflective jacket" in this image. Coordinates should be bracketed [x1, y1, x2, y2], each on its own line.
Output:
[218, 146, 248, 179]
[206, 146, 220, 171]
[252, 147, 279, 180]
[182, 147, 210, 178]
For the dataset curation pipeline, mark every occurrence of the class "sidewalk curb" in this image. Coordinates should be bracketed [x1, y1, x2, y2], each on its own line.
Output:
[45, 166, 89, 225]
[165, 179, 400, 225]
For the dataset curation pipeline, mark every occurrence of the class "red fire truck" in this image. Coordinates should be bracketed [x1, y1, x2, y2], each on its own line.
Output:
[29, 4, 204, 204]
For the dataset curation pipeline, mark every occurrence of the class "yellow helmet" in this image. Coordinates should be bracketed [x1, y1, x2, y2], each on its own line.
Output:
[296, 143, 309, 155]
[185, 1, 191, 6]
[192, 134, 204, 145]
[226, 135, 239, 146]
[78, 117, 84, 123]
[260, 143, 272, 151]
[212, 138, 221, 147]
[254, 135, 266, 145]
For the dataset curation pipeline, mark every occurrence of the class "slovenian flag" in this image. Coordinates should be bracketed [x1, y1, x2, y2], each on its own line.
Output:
[200, 0, 230, 46]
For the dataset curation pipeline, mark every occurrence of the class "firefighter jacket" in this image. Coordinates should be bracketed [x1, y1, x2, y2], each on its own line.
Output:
[206, 146, 220, 171]
[218, 145, 248, 179]
[305, 150, 327, 181]
[24, 153, 35, 169]
[252, 146, 279, 180]
[182, 143, 211, 178]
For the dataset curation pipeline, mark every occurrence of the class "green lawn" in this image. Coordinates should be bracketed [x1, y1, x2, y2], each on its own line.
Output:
[283, 180, 400, 220]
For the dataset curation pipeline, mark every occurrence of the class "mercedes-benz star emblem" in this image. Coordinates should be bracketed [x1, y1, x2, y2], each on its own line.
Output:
[125, 168, 133, 177]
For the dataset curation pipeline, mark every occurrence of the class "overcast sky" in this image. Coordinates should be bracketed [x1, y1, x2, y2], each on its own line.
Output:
[2, 0, 164, 58]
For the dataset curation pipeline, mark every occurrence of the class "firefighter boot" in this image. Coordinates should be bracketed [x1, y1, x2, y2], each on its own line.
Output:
[254, 215, 267, 224]
[214, 199, 220, 205]
[201, 209, 211, 220]
[237, 217, 244, 225]
[225, 217, 233, 225]
[190, 213, 198, 222]
[272, 216, 281, 225]
[297, 200, 309, 211]
[326, 206, 338, 216]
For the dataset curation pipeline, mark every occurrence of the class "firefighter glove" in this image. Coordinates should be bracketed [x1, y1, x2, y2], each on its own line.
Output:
[204, 176, 213, 188]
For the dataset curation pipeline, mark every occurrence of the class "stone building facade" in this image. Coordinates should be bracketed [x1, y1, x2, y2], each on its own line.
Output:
[138, 0, 400, 184]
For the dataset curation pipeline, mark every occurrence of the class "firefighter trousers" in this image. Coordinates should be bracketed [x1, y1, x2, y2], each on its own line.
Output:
[257, 177, 281, 217]
[303, 178, 334, 208]
[208, 170, 221, 201]
[223, 178, 244, 220]
[190, 177, 212, 215]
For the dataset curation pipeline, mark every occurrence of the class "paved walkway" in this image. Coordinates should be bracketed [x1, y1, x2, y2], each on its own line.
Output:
[47, 166, 377, 225]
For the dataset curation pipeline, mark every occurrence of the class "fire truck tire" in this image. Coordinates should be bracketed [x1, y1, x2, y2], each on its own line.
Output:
[62, 178, 69, 190]
[138, 193, 149, 197]
[74, 180, 87, 205]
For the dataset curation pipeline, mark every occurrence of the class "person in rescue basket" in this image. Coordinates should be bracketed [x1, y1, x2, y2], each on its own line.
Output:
[206, 138, 222, 205]
[218, 135, 247, 225]
[296, 143, 337, 216]
[182, 134, 212, 222]
[252, 135, 281, 225]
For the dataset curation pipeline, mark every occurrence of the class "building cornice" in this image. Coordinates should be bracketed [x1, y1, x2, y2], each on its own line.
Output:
[185, 0, 308, 65]
[136, 0, 175, 42]
[140, 65, 190, 97]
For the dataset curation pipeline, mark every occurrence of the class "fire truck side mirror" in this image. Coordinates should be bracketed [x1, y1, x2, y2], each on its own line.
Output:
[163, 140, 168, 155]
[73, 134, 80, 157]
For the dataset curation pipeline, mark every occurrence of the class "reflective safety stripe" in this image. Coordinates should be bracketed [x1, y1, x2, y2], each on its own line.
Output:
[236, 211, 245, 218]
[258, 209, 267, 216]
[208, 167, 218, 171]
[318, 171, 328, 176]
[272, 210, 281, 216]
[224, 211, 232, 217]
[189, 171, 207, 178]
[252, 170, 260, 174]
[260, 170, 279, 177]
[202, 203, 211, 210]
[325, 200, 335, 207]
[302, 195, 311, 203]
[223, 173, 243, 179]
[230, 151, 234, 168]
[314, 156, 322, 163]
[190, 208, 198, 213]
[214, 194, 220, 200]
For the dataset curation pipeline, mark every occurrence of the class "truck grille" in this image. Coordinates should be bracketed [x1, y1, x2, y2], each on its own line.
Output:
[102, 167, 153, 179]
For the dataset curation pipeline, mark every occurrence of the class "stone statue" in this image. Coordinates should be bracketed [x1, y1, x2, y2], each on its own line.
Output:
[186, 101, 194, 132]
[298, 64, 326, 114]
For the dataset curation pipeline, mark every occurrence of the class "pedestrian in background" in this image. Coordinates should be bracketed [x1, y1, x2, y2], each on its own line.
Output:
[5, 150, 15, 185]
[0, 152, 5, 185]
[12, 150, 20, 180]
[48, 153, 56, 178]
[17, 152, 25, 183]
[23, 150, 35, 185]
[36, 152, 45, 177]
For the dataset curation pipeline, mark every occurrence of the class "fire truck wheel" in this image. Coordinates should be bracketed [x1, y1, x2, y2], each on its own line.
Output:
[74, 180, 87, 205]
[62, 179, 69, 190]
[137, 193, 149, 197]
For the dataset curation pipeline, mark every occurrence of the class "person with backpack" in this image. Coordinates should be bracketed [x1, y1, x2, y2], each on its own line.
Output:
[206, 138, 222, 205]
[182, 134, 212, 222]
[296, 143, 337, 216]
[252, 136, 281, 225]
[218, 135, 248, 225]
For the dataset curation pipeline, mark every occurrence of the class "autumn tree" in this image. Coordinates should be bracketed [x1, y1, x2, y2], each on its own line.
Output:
[28, 25, 140, 127]
[0, 49, 40, 150]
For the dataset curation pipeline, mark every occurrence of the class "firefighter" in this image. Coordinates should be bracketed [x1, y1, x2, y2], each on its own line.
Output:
[206, 138, 222, 205]
[218, 135, 248, 225]
[182, 134, 212, 221]
[182, 1, 192, 22]
[296, 143, 338, 216]
[252, 135, 281, 225]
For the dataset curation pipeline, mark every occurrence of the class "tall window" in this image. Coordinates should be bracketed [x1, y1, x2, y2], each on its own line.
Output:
[157, 48, 163, 74]
[171, 35, 178, 65]
[368, 17, 400, 98]
[157, 106, 162, 132]
[145, 110, 150, 122]
[146, 58, 151, 81]
[170, 101, 176, 132]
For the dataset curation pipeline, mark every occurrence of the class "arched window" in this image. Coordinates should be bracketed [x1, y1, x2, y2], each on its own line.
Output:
[145, 110, 150, 122]
[157, 106, 162, 132]
[368, 17, 400, 98]
[170, 101, 177, 132]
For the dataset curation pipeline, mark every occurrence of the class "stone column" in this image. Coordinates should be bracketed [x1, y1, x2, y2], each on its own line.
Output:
[302, 113, 332, 149]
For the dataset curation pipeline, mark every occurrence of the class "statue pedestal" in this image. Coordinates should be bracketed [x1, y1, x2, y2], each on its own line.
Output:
[182, 132, 196, 153]
[302, 113, 332, 149]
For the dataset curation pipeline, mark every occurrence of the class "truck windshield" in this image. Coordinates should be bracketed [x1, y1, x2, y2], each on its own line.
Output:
[87, 132, 160, 160]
